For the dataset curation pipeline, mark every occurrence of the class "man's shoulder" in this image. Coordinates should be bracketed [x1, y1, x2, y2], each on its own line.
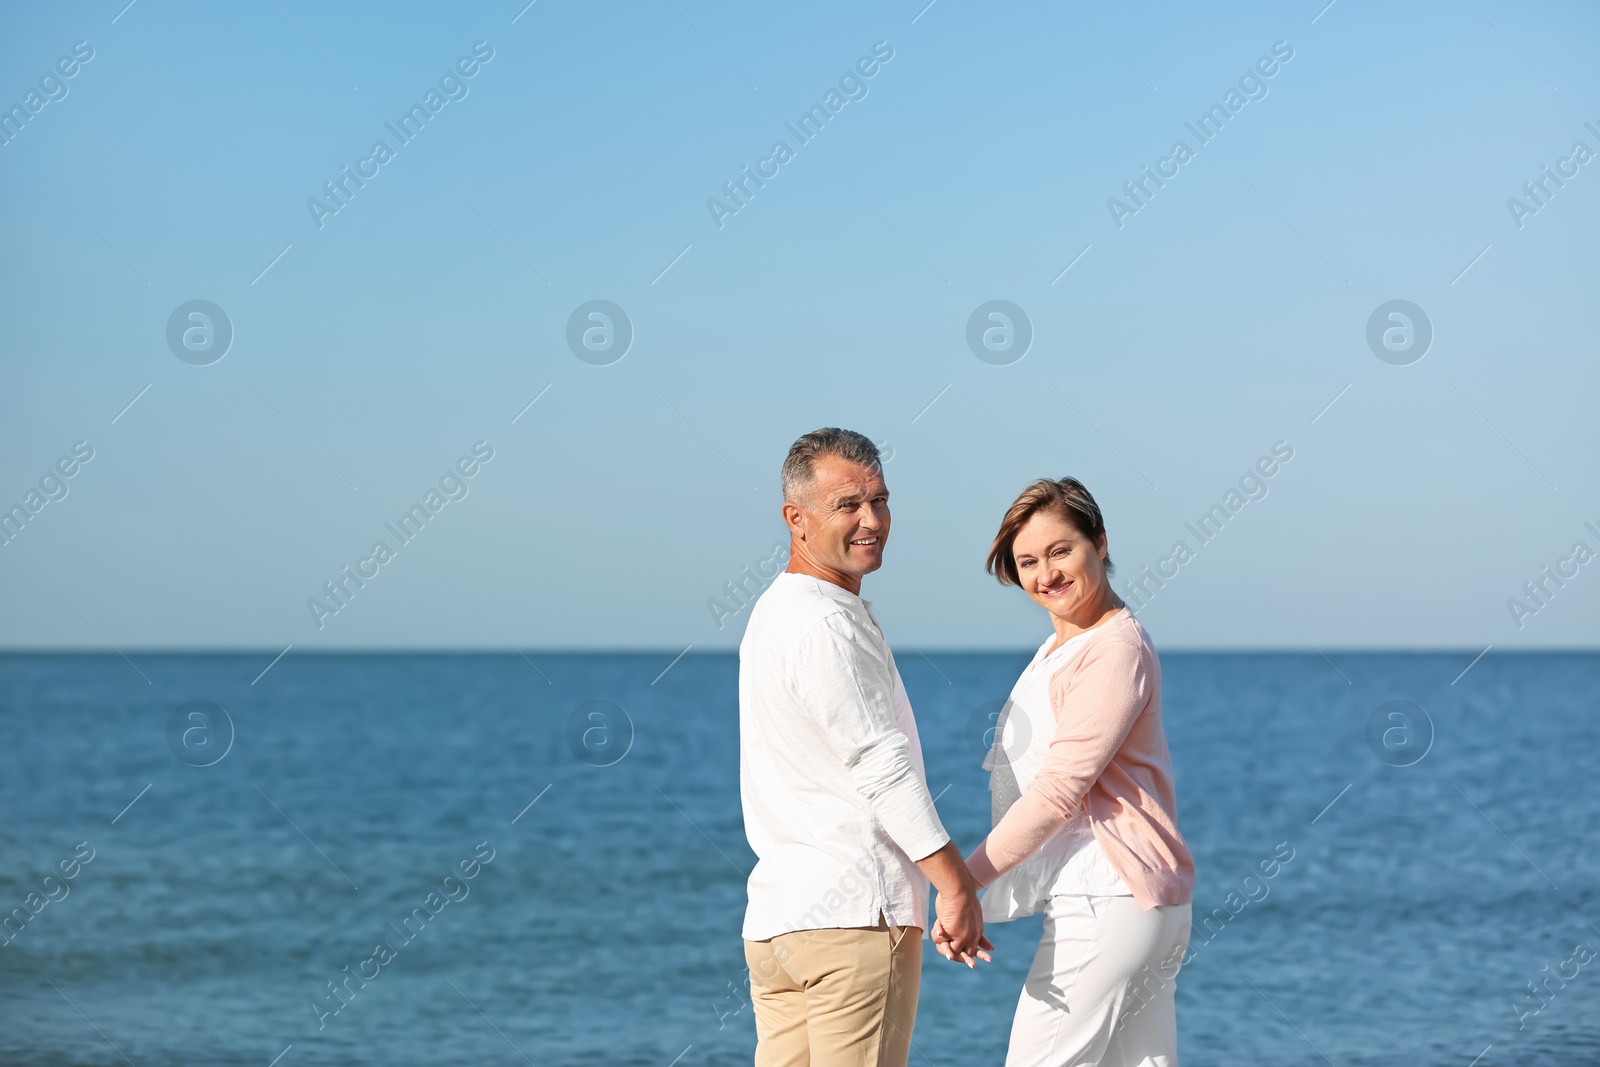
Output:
[743, 574, 869, 651]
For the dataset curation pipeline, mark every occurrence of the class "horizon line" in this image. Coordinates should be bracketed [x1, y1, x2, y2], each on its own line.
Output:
[0, 645, 1594, 656]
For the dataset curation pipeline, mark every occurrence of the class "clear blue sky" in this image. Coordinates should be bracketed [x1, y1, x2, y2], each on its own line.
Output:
[2, 0, 1596, 651]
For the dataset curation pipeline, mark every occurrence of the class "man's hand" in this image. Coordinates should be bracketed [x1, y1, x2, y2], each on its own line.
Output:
[932, 893, 993, 967]
[913, 840, 993, 968]
[931, 916, 994, 966]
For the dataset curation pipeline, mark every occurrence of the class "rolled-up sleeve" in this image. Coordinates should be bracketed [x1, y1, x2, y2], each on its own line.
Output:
[792, 612, 951, 862]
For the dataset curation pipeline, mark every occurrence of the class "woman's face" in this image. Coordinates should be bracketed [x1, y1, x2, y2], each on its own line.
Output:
[1011, 509, 1109, 623]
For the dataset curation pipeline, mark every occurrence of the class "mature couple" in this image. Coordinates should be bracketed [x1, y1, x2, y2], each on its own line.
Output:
[738, 428, 1196, 1066]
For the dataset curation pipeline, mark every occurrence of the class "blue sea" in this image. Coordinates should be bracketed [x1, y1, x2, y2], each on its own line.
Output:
[1, 651, 1595, 1066]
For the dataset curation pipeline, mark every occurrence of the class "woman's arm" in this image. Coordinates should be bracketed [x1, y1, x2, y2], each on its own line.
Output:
[966, 636, 1153, 887]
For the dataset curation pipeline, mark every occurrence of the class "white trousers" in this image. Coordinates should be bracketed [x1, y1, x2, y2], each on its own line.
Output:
[1004, 895, 1192, 1067]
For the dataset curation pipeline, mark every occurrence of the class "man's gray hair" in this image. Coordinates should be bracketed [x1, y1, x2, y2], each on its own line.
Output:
[781, 428, 881, 505]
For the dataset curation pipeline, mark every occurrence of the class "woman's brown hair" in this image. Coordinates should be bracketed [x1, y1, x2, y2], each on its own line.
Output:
[986, 477, 1114, 586]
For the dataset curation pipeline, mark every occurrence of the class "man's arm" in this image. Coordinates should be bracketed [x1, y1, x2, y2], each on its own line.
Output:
[915, 840, 991, 966]
[792, 612, 991, 960]
[793, 612, 950, 863]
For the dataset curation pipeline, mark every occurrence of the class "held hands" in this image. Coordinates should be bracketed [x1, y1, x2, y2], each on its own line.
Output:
[912, 840, 994, 969]
[930, 889, 993, 968]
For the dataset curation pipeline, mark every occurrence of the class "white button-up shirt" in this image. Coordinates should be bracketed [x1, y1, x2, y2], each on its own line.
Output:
[738, 572, 950, 941]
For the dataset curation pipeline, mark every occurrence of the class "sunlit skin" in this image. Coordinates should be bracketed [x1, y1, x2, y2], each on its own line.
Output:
[1011, 509, 1126, 653]
[781, 455, 889, 595]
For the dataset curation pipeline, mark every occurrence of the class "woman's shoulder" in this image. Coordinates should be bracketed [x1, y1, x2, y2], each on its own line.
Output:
[1083, 607, 1154, 658]
[1110, 607, 1157, 654]
[1048, 612, 1156, 689]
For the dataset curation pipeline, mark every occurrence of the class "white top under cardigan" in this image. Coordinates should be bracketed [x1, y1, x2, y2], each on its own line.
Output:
[738, 572, 951, 942]
[981, 626, 1133, 922]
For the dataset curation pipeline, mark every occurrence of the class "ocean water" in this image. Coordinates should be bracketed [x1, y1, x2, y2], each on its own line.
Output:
[0, 650, 1595, 1066]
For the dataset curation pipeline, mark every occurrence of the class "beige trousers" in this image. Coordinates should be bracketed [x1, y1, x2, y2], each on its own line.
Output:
[744, 913, 923, 1067]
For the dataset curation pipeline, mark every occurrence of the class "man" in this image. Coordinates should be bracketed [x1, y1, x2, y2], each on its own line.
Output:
[739, 427, 990, 1067]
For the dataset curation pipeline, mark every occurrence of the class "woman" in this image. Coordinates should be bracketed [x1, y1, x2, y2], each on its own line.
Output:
[934, 477, 1195, 1066]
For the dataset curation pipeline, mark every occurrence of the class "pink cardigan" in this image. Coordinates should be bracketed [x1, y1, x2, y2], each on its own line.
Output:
[967, 608, 1195, 910]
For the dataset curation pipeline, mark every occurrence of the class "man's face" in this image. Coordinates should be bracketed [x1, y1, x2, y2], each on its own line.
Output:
[791, 455, 890, 579]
